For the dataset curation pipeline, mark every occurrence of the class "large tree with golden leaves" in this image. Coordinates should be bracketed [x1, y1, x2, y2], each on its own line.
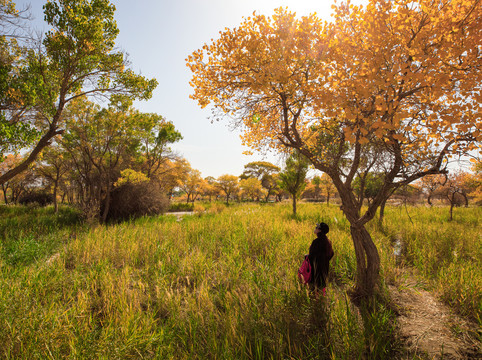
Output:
[187, 1, 481, 297]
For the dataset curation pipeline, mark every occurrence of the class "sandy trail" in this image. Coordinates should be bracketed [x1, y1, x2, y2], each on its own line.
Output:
[389, 268, 480, 359]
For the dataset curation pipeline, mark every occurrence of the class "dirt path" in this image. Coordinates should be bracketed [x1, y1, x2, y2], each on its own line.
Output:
[389, 268, 481, 359]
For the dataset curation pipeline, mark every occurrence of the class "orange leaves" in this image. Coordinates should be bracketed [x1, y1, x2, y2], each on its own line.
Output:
[391, 133, 405, 142]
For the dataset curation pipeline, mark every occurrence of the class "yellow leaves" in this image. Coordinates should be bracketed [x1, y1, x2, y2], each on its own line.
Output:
[359, 127, 369, 136]
[371, 118, 395, 139]
[187, 1, 480, 158]
[358, 137, 369, 145]
[342, 126, 356, 143]
[114, 169, 149, 187]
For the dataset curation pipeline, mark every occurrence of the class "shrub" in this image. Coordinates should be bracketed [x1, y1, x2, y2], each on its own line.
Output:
[168, 202, 194, 212]
[193, 203, 205, 215]
[18, 192, 54, 207]
[208, 202, 226, 214]
[106, 181, 169, 222]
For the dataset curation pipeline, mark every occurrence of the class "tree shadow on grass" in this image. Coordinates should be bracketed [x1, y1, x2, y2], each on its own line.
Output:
[0, 205, 85, 266]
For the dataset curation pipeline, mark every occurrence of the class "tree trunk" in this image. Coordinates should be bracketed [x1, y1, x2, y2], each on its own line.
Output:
[53, 180, 59, 213]
[427, 193, 432, 206]
[292, 193, 297, 216]
[449, 195, 454, 221]
[101, 180, 111, 223]
[462, 191, 468, 208]
[378, 197, 387, 226]
[350, 224, 380, 298]
[2, 184, 8, 205]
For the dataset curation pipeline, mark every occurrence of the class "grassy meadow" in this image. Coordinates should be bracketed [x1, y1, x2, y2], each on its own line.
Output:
[0, 202, 480, 359]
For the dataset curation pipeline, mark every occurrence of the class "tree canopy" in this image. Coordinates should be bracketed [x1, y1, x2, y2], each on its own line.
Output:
[240, 161, 280, 180]
[278, 151, 309, 215]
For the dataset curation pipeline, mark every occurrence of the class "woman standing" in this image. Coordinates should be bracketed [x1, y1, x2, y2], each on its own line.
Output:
[308, 222, 334, 296]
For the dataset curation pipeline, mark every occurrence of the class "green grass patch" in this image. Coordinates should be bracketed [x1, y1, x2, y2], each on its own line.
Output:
[168, 202, 194, 212]
[0, 205, 84, 266]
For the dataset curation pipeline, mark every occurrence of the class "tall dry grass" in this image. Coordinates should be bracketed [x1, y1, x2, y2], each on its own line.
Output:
[377, 205, 481, 326]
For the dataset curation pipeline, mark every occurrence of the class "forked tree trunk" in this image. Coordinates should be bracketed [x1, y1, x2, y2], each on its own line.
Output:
[350, 224, 381, 298]
[336, 185, 381, 298]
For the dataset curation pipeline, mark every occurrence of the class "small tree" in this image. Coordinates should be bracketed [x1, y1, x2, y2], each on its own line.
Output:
[440, 172, 469, 220]
[178, 165, 203, 203]
[216, 174, 239, 204]
[37, 144, 69, 213]
[240, 177, 265, 201]
[278, 151, 309, 216]
[319, 173, 337, 206]
[310, 176, 322, 200]
[202, 176, 221, 202]
[0, 154, 21, 203]
[419, 174, 447, 206]
[241, 161, 280, 201]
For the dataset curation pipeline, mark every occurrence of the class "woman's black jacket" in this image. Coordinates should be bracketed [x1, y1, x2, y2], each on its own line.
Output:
[308, 234, 334, 288]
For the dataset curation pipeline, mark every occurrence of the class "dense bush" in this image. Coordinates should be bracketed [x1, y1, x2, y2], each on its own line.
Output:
[106, 181, 169, 221]
[18, 192, 54, 207]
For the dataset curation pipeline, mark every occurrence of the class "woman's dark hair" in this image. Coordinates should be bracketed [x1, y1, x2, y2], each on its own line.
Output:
[316, 222, 329, 235]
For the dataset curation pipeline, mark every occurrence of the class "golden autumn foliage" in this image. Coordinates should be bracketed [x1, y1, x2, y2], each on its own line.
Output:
[216, 174, 239, 204]
[240, 177, 265, 201]
[114, 169, 149, 187]
[188, 0, 481, 161]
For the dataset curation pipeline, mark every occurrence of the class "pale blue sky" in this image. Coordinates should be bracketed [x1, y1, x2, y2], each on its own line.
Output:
[17, 0, 347, 178]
